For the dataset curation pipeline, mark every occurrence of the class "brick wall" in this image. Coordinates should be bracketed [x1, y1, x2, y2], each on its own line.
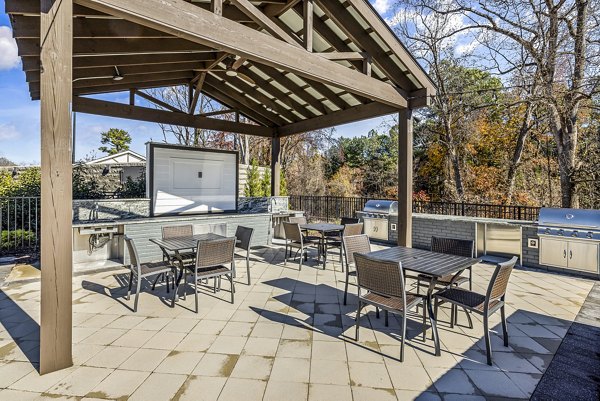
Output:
[412, 215, 477, 250]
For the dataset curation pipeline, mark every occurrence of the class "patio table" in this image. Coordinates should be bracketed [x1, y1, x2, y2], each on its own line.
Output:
[365, 246, 481, 356]
[150, 233, 227, 303]
[300, 223, 344, 267]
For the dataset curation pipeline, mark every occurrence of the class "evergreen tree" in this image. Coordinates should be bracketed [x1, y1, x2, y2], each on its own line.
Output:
[261, 168, 271, 196]
[244, 159, 262, 197]
[99, 128, 132, 155]
[279, 170, 288, 196]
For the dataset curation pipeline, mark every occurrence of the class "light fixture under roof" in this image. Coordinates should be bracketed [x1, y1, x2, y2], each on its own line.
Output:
[112, 66, 124, 81]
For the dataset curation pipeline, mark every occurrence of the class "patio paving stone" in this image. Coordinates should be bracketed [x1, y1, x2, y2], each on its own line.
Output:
[0, 244, 595, 400]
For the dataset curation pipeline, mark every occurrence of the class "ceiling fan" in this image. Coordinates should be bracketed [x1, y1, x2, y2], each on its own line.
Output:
[195, 57, 255, 85]
[72, 66, 124, 83]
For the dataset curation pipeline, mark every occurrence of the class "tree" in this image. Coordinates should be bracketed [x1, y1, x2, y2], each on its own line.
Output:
[279, 170, 288, 196]
[244, 159, 263, 197]
[0, 157, 15, 166]
[260, 168, 271, 197]
[99, 128, 131, 155]
[417, 0, 600, 207]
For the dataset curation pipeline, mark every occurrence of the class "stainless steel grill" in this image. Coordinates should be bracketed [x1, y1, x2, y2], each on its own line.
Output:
[537, 207, 600, 275]
[356, 200, 398, 242]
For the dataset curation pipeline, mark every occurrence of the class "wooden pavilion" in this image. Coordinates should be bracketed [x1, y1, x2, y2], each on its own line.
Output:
[6, 0, 436, 374]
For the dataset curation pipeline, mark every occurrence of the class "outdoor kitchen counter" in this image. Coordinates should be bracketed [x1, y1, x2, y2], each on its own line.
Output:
[413, 212, 536, 226]
[72, 211, 273, 227]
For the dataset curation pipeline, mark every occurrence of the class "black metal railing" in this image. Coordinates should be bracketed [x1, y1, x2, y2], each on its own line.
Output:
[289, 195, 541, 222]
[0, 197, 40, 254]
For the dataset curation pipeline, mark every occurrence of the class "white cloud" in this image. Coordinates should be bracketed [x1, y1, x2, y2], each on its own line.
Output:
[0, 124, 21, 141]
[0, 26, 20, 70]
[371, 0, 391, 14]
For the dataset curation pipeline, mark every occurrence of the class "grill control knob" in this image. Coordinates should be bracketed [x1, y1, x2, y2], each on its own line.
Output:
[587, 232, 594, 239]
[558, 229, 564, 236]
[571, 231, 578, 237]
[544, 228, 551, 234]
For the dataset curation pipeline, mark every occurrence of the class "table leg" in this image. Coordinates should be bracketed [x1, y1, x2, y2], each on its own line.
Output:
[321, 234, 327, 269]
[426, 278, 441, 356]
[171, 262, 185, 307]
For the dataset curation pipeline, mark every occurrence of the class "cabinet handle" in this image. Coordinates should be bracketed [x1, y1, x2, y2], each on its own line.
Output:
[563, 250, 567, 259]
[569, 250, 573, 259]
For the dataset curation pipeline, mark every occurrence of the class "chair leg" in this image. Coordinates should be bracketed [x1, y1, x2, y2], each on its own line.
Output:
[133, 277, 142, 312]
[450, 304, 455, 329]
[355, 301, 362, 341]
[376, 307, 380, 319]
[126, 271, 134, 301]
[501, 305, 509, 346]
[432, 298, 439, 340]
[385, 310, 389, 327]
[422, 300, 427, 342]
[463, 306, 474, 329]
[194, 272, 199, 314]
[299, 247, 303, 271]
[246, 256, 251, 285]
[229, 275, 235, 304]
[165, 274, 170, 294]
[151, 273, 162, 291]
[213, 278, 217, 293]
[400, 313, 407, 362]
[416, 278, 421, 295]
[483, 312, 492, 365]
[284, 244, 288, 266]
[343, 275, 349, 306]
[182, 269, 187, 301]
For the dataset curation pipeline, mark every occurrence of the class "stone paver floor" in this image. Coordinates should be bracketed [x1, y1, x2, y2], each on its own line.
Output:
[0, 243, 595, 401]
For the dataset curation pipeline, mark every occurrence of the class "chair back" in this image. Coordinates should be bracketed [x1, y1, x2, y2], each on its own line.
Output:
[486, 256, 517, 303]
[283, 222, 303, 243]
[431, 236, 474, 258]
[235, 225, 254, 251]
[124, 236, 141, 272]
[341, 217, 359, 225]
[354, 253, 405, 299]
[162, 224, 193, 239]
[196, 237, 236, 269]
[343, 223, 363, 237]
[288, 216, 307, 225]
[342, 234, 371, 267]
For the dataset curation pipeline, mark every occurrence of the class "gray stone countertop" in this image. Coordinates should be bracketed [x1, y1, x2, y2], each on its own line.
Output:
[413, 213, 537, 226]
[72, 211, 272, 227]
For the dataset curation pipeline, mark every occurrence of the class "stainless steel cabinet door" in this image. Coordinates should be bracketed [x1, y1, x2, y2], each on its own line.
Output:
[567, 241, 599, 273]
[539, 237, 568, 268]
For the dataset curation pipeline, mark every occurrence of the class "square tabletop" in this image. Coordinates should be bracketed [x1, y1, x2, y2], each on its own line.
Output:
[300, 223, 344, 233]
[365, 246, 481, 278]
[149, 233, 226, 252]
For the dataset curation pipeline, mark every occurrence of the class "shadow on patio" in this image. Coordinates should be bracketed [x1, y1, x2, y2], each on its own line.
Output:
[0, 290, 40, 371]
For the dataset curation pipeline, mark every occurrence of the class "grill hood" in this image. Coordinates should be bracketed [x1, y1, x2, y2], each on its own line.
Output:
[363, 200, 398, 215]
[538, 208, 600, 230]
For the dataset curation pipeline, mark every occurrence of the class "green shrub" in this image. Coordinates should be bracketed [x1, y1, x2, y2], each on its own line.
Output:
[1, 230, 37, 250]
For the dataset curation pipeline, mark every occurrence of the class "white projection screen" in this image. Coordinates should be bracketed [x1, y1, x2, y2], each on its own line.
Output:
[147, 144, 238, 216]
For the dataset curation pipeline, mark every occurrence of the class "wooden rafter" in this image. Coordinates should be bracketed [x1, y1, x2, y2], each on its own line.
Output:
[230, 0, 301, 47]
[135, 90, 184, 113]
[73, 96, 275, 136]
[277, 102, 398, 136]
[74, 0, 407, 108]
[263, 0, 301, 17]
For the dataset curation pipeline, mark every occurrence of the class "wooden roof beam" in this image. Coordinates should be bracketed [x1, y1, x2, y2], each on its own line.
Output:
[263, 0, 301, 17]
[75, 0, 407, 108]
[72, 96, 275, 136]
[230, 0, 302, 48]
[17, 38, 212, 57]
[201, 84, 278, 127]
[21, 52, 217, 71]
[203, 75, 288, 126]
[314, 0, 414, 93]
[134, 90, 184, 113]
[277, 102, 398, 136]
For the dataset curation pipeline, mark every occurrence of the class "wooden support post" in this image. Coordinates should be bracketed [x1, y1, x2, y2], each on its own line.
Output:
[303, 0, 313, 52]
[363, 55, 372, 76]
[129, 89, 135, 105]
[40, 0, 73, 375]
[271, 136, 281, 196]
[398, 109, 413, 247]
[211, 0, 223, 15]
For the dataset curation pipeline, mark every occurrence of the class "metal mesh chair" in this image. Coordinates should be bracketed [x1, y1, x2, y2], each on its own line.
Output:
[288, 216, 307, 225]
[434, 256, 517, 365]
[354, 253, 426, 362]
[327, 223, 364, 269]
[124, 236, 175, 312]
[416, 236, 475, 326]
[341, 234, 371, 305]
[160, 224, 196, 263]
[234, 226, 254, 285]
[283, 222, 319, 270]
[183, 237, 237, 312]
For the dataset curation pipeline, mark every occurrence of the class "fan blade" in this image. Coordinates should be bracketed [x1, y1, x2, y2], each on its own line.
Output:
[73, 75, 113, 82]
[238, 72, 255, 86]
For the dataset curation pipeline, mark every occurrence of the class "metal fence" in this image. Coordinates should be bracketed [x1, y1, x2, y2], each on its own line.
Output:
[289, 195, 541, 222]
[0, 197, 40, 254]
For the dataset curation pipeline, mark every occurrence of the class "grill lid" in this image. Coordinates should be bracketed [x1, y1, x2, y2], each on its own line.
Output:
[363, 200, 398, 215]
[538, 208, 600, 230]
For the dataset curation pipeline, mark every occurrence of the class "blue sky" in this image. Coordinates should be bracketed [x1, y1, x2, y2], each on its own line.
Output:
[0, 1, 394, 165]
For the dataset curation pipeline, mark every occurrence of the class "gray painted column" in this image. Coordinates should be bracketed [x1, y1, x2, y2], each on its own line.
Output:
[398, 109, 413, 247]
